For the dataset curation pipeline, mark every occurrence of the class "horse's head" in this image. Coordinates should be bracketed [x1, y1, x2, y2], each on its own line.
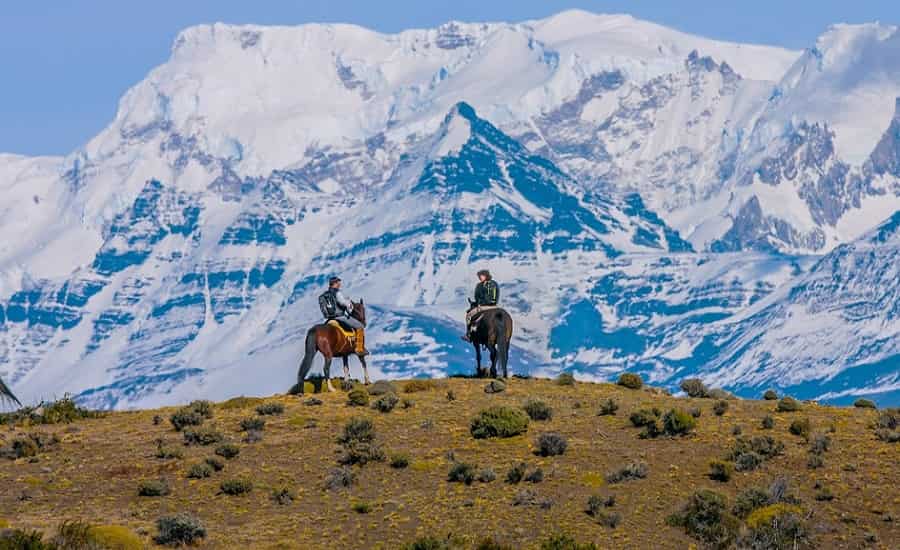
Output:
[351, 299, 366, 326]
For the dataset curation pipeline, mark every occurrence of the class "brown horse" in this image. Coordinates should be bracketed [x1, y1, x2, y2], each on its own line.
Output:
[468, 301, 513, 378]
[295, 301, 370, 393]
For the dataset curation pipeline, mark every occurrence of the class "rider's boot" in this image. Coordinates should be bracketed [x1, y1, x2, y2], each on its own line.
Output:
[355, 329, 370, 356]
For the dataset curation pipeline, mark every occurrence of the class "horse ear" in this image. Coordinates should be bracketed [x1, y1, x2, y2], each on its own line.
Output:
[359, 299, 364, 305]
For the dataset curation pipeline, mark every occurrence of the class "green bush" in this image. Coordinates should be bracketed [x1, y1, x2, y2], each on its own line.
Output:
[447, 462, 477, 485]
[761, 415, 775, 429]
[169, 409, 204, 431]
[271, 486, 296, 505]
[776, 397, 801, 412]
[155, 514, 206, 547]
[347, 387, 370, 407]
[853, 398, 876, 409]
[737, 505, 809, 550]
[713, 400, 729, 416]
[539, 533, 598, 550]
[555, 372, 576, 386]
[708, 460, 733, 482]
[183, 426, 224, 446]
[662, 409, 697, 436]
[789, 418, 811, 438]
[535, 432, 567, 456]
[667, 490, 739, 550]
[154, 442, 183, 460]
[255, 402, 285, 416]
[204, 456, 225, 471]
[390, 453, 410, 469]
[187, 463, 213, 479]
[339, 417, 375, 444]
[239, 417, 265, 431]
[606, 461, 648, 483]
[477, 468, 497, 483]
[352, 501, 372, 514]
[732, 487, 770, 518]
[338, 417, 384, 465]
[0, 396, 103, 427]
[809, 432, 831, 455]
[137, 479, 170, 497]
[470, 406, 529, 439]
[220, 478, 253, 495]
[404, 379, 438, 393]
[324, 467, 355, 491]
[680, 378, 710, 398]
[734, 452, 762, 472]
[525, 468, 544, 483]
[0, 528, 54, 549]
[505, 462, 527, 484]
[616, 372, 643, 390]
[763, 390, 778, 401]
[372, 393, 399, 413]
[629, 408, 660, 428]
[597, 399, 619, 416]
[214, 443, 240, 459]
[875, 408, 900, 442]
[523, 400, 552, 421]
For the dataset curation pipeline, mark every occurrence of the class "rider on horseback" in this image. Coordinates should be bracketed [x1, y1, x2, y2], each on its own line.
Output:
[319, 276, 369, 356]
[462, 269, 500, 342]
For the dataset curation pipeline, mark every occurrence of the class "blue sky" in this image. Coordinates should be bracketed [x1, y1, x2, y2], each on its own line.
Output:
[2, 0, 896, 156]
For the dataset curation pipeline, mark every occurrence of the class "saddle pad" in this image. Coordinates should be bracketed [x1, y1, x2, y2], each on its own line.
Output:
[326, 320, 356, 339]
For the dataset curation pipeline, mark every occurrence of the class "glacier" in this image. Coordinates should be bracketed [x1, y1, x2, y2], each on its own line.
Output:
[1, 11, 899, 408]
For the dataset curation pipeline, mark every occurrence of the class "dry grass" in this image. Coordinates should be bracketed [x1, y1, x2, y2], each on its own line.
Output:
[0, 378, 896, 549]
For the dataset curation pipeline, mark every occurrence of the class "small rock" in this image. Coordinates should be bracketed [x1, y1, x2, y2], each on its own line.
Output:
[484, 380, 506, 394]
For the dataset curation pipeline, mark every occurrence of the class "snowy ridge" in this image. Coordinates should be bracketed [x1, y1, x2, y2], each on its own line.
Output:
[1, 12, 899, 407]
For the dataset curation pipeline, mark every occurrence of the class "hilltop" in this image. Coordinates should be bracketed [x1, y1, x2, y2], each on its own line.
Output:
[1, 376, 897, 548]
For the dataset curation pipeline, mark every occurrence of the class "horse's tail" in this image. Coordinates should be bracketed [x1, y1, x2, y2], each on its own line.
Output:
[294, 327, 319, 395]
[496, 311, 511, 378]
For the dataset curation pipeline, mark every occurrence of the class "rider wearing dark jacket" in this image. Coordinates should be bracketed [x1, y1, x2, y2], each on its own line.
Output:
[463, 269, 500, 341]
[319, 276, 369, 356]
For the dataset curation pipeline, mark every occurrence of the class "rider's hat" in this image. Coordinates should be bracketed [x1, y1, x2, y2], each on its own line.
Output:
[477, 269, 491, 279]
[328, 276, 342, 285]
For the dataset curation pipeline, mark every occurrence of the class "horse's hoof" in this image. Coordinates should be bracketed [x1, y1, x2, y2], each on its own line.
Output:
[326, 382, 336, 392]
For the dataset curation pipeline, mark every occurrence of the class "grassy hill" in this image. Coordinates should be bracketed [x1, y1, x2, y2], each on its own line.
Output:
[1, 376, 897, 549]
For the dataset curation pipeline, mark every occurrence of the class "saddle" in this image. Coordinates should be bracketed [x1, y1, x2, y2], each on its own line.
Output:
[326, 319, 357, 341]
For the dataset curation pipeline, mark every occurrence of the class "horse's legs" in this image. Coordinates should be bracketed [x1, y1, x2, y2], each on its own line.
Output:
[489, 345, 498, 379]
[358, 355, 371, 385]
[342, 356, 350, 383]
[473, 342, 485, 378]
[324, 356, 335, 392]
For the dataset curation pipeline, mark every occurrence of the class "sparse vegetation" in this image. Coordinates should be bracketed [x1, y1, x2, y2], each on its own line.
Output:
[155, 514, 206, 547]
[347, 387, 370, 407]
[597, 398, 619, 416]
[239, 417, 266, 431]
[368, 380, 397, 395]
[183, 426, 224, 446]
[404, 379, 438, 393]
[616, 372, 643, 390]
[606, 461, 649, 483]
[708, 460, 733, 482]
[338, 417, 385, 465]
[272, 486, 296, 505]
[204, 456, 225, 471]
[523, 400, 552, 420]
[874, 408, 899, 442]
[214, 443, 240, 459]
[763, 389, 778, 400]
[535, 432, 567, 456]
[789, 417, 811, 438]
[255, 402, 285, 416]
[372, 392, 399, 413]
[761, 414, 775, 429]
[447, 462, 477, 485]
[187, 462, 213, 479]
[713, 400, 729, 416]
[505, 462, 527, 484]
[470, 406, 529, 439]
[137, 479, 170, 497]
[220, 478, 253, 496]
[539, 533, 598, 549]
[680, 378, 710, 398]
[667, 490, 739, 549]
[0, 396, 102, 427]
[390, 453, 410, 469]
[324, 467, 354, 491]
[555, 372, 575, 386]
[661, 408, 697, 436]
[477, 468, 496, 483]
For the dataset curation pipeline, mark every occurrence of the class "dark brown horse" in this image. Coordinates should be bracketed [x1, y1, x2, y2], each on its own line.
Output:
[468, 301, 513, 378]
[295, 301, 370, 393]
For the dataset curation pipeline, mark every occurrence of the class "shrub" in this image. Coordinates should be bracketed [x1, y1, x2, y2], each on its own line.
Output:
[218, 396, 265, 410]
[390, 453, 410, 469]
[137, 479, 170, 497]
[474, 538, 514, 550]
[789, 418, 811, 438]
[809, 432, 831, 455]
[732, 487, 771, 518]
[606, 461, 649, 483]
[304, 397, 323, 406]
[734, 451, 762, 472]
[372, 393, 399, 413]
[242, 429, 263, 444]
[708, 388, 734, 400]
[662, 409, 697, 436]
[523, 400, 553, 421]
[220, 478, 253, 495]
[401, 398, 415, 409]
[689, 407, 702, 418]
[556, 372, 576, 386]
[484, 380, 506, 393]
[777, 397, 801, 412]
[477, 468, 497, 483]
[324, 467, 354, 491]
[732, 425, 743, 436]
[586, 495, 612, 517]
[470, 406, 529, 439]
[255, 402, 285, 416]
[680, 378, 710, 398]
[629, 408, 660, 428]
[740, 504, 808, 550]
[713, 400, 729, 416]
[851, 397, 876, 409]
[667, 490, 739, 550]
[404, 379, 437, 393]
[352, 502, 372, 514]
[761, 415, 775, 429]
[598, 399, 619, 416]
[446, 390, 457, 401]
[3, 436, 39, 460]
[339, 417, 375, 444]
[183, 426, 224, 446]
[239, 417, 265, 431]
[272, 486, 295, 505]
[539, 533, 598, 550]
[214, 443, 240, 459]
[525, 468, 544, 483]
[447, 462, 477, 485]
[155, 514, 206, 547]
[763, 390, 778, 400]
[399, 536, 457, 550]
[154, 441, 183, 459]
[82, 525, 143, 550]
[347, 387, 370, 407]
[204, 456, 225, 471]
[806, 454, 824, 469]
[506, 462, 527, 484]
[814, 486, 834, 501]
[187, 462, 213, 479]
[169, 409, 204, 431]
[730, 436, 784, 461]
[616, 372, 643, 390]
[367, 380, 397, 396]
[535, 433, 567, 456]
[0, 529, 53, 549]
[708, 460, 733, 482]
[338, 417, 384, 465]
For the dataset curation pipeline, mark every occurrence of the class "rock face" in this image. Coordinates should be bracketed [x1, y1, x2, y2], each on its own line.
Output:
[0, 13, 899, 407]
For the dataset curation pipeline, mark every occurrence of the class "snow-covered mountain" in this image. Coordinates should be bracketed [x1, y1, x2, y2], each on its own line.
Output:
[1, 11, 899, 408]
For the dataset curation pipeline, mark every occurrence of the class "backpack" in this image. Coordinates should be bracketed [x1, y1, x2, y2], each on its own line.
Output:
[319, 290, 339, 319]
